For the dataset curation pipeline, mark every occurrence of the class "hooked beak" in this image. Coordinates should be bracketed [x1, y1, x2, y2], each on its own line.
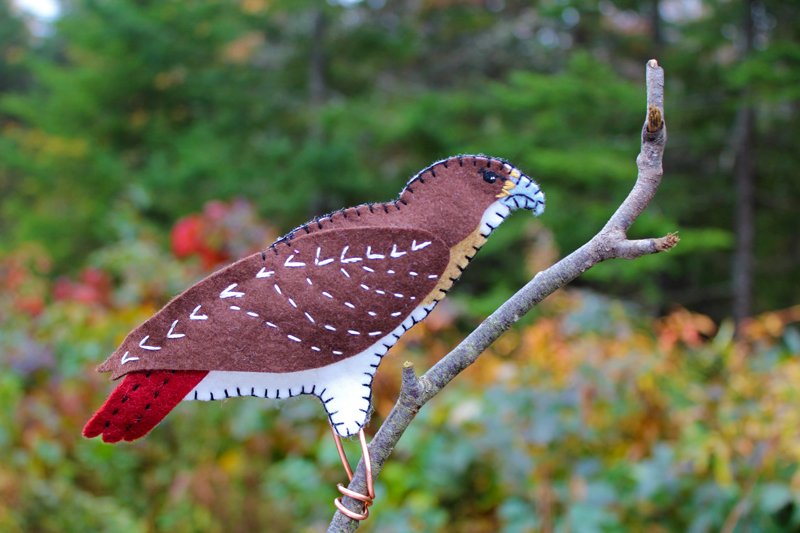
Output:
[497, 168, 545, 216]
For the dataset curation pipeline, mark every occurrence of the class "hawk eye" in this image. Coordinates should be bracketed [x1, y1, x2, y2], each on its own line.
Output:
[481, 170, 499, 184]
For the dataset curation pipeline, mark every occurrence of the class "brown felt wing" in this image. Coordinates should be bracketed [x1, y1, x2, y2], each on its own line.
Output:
[98, 227, 450, 380]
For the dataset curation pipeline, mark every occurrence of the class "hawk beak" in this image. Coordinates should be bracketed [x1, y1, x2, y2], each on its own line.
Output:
[497, 167, 545, 216]
[495, 170, 519, 198]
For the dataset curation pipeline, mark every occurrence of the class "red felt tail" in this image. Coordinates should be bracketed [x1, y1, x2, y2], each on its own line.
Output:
[83, 370, 208, 443]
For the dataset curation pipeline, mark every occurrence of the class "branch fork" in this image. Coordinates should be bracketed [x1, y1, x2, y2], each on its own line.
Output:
[327, 60, 675, 532]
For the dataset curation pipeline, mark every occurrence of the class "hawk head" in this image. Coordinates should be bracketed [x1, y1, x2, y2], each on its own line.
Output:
[400, 155, 545, 246]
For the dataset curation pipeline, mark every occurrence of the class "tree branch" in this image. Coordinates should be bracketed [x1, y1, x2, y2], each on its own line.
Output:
[327, 59, 675, 533]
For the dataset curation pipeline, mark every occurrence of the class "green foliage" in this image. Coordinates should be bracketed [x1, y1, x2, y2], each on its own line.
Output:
[1, 0, 798, 316]
[3, 242, 800, 531]
[1, 0, 800, 530]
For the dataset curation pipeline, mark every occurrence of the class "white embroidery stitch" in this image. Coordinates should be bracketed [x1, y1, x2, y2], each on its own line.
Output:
[390, 244, 407, 258]
[348, 330, 360, 335]
[288, 298, 297, 308]
[333, 350, 343, 355]
[120, 351, 139, 365]
[315, 247, 334, 266]
[368, 311, 377, 317]
[411, 240, 432, 251]
[375, 290, 385, 295]
[139, 335, 161, 351]
[340, 246, 363, 264]
[274, 284, 282, 295]
[391, 312, 401, 317]
[220, 283, 244, 299]
[344, 302, 355, 309]
[325, 325, 336, 331]
[428, 274, 438, 279]
[266, 322, 277, 328]
[304, 312, 315, 323]
[256, 268, 274, 278]
[368, 331, 382, 336]
[311, 346, 321, 352]
[287, 335, 301, 343]
[360, 284, 369, 290]
[387, 270, 395, 274]
[366, 246, 384, 259]
[322, 291, 333, 299]
[284, 254, 306, 267]
[190, 305, 208, 320]
[167, 320, 186, 339]
[247, 312, 259, 317]
[230, 305, 241, 310]
[394, 293, 403, 298]
[306, 278, 313, 285]
[409, 271, 418, 276]
[362, 266, 375, 272]
[340, 268, 350, 278]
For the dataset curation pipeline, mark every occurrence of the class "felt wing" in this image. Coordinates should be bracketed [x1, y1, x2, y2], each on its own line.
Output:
[98, 227, 451, 380]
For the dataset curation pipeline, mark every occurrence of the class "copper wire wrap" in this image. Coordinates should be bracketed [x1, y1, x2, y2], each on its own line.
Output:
[331, 426, 375, 520]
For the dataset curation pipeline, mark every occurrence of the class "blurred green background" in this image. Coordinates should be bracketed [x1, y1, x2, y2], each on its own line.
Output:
[1, 0, 799, 531]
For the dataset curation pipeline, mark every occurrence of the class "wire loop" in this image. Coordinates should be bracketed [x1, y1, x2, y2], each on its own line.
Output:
[331, 426, 375, 520]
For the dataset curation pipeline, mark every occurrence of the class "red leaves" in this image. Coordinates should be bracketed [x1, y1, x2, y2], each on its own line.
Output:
[170, 213, 229, 269]
[53, 267, 112, 307]
[170, 200, 277, 270]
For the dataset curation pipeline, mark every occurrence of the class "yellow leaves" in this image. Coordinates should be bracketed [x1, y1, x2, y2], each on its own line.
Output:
[240, 0, 271, 14]
[519, 317, 573, 385]
[742, 305, 800, 341]
[4, 124, 88, 160]
[223, 32, 265, 64]
[154, 65, 187, 90]
[218, 449, 245, 475]
[655, 306, 717, 352]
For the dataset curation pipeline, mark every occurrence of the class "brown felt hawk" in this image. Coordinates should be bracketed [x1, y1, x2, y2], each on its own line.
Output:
[84, 154, 544, 445]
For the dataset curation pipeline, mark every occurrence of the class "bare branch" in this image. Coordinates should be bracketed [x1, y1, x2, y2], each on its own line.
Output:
[327, 59, 674, 533]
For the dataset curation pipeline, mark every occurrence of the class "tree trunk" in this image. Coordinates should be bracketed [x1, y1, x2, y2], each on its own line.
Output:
[732, 106, 755, 330]
[732, 0, 756, 333]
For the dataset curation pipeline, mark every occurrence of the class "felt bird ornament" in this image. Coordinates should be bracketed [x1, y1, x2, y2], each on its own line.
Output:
[84, 154, 544, 518]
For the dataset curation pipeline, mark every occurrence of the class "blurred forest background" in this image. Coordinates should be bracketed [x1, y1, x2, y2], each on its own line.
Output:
[1, 0, 799, 531]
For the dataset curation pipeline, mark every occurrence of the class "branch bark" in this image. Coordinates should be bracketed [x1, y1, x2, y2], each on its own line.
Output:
[326, 59, 674, 533]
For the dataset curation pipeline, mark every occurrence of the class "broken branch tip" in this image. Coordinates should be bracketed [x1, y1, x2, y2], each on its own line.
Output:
[656, 232, 680, 252]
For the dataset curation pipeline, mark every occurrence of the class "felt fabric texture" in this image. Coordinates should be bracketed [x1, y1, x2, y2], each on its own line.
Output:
[185, 302, 436, 437]
[85, 154, 546, 441]
[83, 370, 207, 442]
[275, 156, 520, 250]
[98, 227, 450, 379]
